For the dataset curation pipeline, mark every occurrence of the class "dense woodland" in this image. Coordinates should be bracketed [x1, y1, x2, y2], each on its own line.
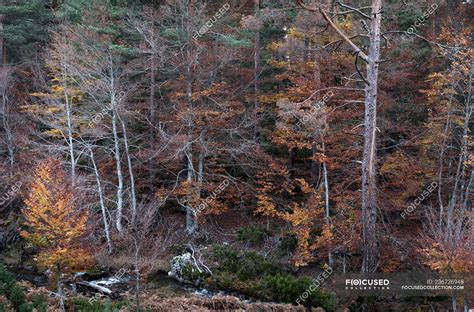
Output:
[0, 0, 472, 311]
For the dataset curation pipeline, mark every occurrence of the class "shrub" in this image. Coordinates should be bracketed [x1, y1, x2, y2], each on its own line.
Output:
[72, 297, 130, 312]
[31, 294, 47, 312]
[0, 265, 49, 312]
[211, 246, 336, 310]
[213, 245, 239, 272]
[261, 274, 336, 311]
[213, 246, 282, 280]
[236, 251, 281, 280]
[276, 235, 298, 256]
[237, 226, 270, 244]
[0, 264, 27, 310]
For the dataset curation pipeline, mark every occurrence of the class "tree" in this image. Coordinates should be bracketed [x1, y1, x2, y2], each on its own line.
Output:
[296, 0, 382, 273]
[21, 158, 91, 311]
[0, 0, 53, 63]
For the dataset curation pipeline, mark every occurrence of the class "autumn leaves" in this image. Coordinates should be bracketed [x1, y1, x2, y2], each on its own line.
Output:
[20, 159, 91, 310]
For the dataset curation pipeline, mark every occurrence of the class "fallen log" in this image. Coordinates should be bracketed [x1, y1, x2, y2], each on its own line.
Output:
[77, 281, 113, 295]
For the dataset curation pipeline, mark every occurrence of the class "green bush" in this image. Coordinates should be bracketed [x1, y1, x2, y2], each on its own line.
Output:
[180, 262, 209, 286]
[211, 246, 336, 310]
[213, 246, 281, 280]
[236, 251, 281, 280]
[261, 274, 336, 311]
[0, 264, 26, 310]
[237, 226, 270, 244]
[213, 245, 239, 272]
[31, 294, 47, 312]
[72, 298, 130, 312]
[276, 235, 298, 256]
[0, 264, 48, 312]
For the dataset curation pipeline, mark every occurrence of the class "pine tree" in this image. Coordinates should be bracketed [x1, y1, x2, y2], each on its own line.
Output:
[0, 0, 53, 62]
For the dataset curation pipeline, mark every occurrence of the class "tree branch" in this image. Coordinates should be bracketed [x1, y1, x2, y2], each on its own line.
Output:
[296, 0, 369, 63]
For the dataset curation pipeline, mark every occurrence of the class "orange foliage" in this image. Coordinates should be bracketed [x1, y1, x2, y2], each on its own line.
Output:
[21, 159, 92, 272]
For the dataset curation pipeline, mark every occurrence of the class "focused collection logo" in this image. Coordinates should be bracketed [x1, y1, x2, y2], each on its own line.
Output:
[345, 279, 390, 290]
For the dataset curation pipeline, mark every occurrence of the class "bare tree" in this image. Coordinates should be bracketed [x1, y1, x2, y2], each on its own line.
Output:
[0, 67, 14, 177]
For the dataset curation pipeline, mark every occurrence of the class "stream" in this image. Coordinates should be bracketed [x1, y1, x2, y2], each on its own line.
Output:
[8, 266, 252, 303]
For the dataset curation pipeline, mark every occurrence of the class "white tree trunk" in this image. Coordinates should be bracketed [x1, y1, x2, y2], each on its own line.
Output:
[62, 68, 76, 185]
[321, 139, 333, 266]
[119, 116, 137, 224]
[90, 148, 113, 254]
[111, 94, 124, 233]
[185, 0, 198, 235]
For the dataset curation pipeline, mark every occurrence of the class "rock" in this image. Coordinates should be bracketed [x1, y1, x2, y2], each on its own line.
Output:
[168, 252, 205, 285]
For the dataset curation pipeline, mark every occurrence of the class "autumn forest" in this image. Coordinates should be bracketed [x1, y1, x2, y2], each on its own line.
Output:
[0, 0, 472, 311]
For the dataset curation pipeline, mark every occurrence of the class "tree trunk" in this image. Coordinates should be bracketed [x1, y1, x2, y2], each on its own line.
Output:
[90, 148, 113, 254]
[57, 265, 65, 312]
[452, 292, 457, 312]
[288, 147, 297, 178]
[149, 58, 157, 190]
[112, 99, 124, 233]
[185, 0, 198, 235]
[108, 57, 124, 233]
[133, 231, 140, 312]
[253, 0, 261, 141]
[0, 15, 5, 65]
[0, 73, 14, 177]
[453, 66, 472, 242]
[61, 67, 76, 185]
[120, 116, 137, 224]
[361, 0, 382, 273]
[321, 139, 333, 266]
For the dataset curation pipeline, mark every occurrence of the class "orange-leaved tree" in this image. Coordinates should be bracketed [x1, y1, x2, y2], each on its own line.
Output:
[21, 158, 91, 311]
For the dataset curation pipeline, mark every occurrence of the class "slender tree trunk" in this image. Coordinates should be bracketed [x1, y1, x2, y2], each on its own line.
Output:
[108, 57, 124, 233]
[321, 139, 333, 266]
[288, 147, 297, 178]
[90, 148, 113, 254]
[57, 265, 65, 312]
[253, 0, 261, 141]
[112, 97, 124, 233]
[361, 0, 382, 273]
[62, 68, 76, 185]
[1, 81, 14, 177]
[149, 57, 157, 190]
[311, 36, 322, 187]
[185, 0, 198, 234]
[0, 15, 5, 65]
[452, 292, 457, 312]
[119, 116, 137, 224]
[453, 67, 472, 242]
[132, 230, 140, 312]
[311, 143, 321, 186]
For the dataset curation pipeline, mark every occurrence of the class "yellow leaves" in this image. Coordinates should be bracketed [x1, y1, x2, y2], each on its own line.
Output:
[268, 60, 289, 69]
[43, 129, 63, 138]
[22, 159, 91, 272]
[200, 82, 227, 97]
[30, 92, 50, 98]
[287, 27, 304, 40]
[267, 42, 282, 52]
[258, 93, 287, 105]
[20, 104, 62, 115]
[51, 85, 65, 93]
[295, 178, 312, 194]
[336, 15, 353, 31]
